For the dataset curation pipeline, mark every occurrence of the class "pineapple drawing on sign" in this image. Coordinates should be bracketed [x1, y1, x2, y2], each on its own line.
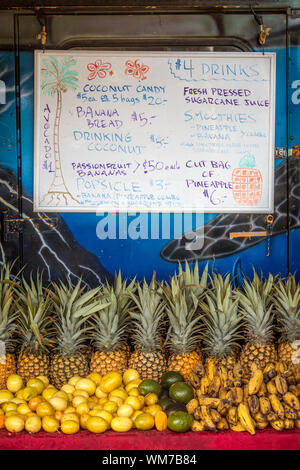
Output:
[232, 153, 263, 206]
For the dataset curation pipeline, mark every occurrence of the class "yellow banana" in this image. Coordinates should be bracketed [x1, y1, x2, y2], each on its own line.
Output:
[267, 380, 278, 395]
[210, 408, 222, 424]
[283, 392, 300, 411]
[237, 403, 256, 435]
[269, 394, 285, 419]
[217, 399, 230, 417]
[248, 369, 264, 395]
[225, 389, 234, 405]
[206, 360, 218, 382]
[200, 405, 216, 431]
[254, 411, 268, 424]
[193, 407, 202, 421]
[218, 365, 228, 384]
[287, 375, 297, 386]
[207, 375, 221, 398]
[257, 382, 267, 397]
[283, 404, 297, 420]
[266, 411, 278, 422]
[230, 421, 246, 432]
[255, 421, 269, 430]
[295, 419, 300, 428]
[248, 395, 260, 416]
[284, 418, 294, 430]
[226, 406, 238, 426]
[186, 398, 199, 415]
[270, 419, 285, 431]
[288, 385, 300, 397]
[263, 363, 276, 379]
[191, 420, 206, 432]
[216, 418, 229, 430]
[232, 387, 244, 405]
[219, 387, 228, 400]
[233, 363, 243, 379]
[228, 370, 235, 385]
[243, 384, 249, 402]
[259, 397, 271, 415]
[197, 396, 220, 408]
[200, 376, 210, 395]
[274, 375, 288, 395]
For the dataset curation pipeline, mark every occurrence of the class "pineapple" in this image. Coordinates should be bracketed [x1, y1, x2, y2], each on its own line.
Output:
[199, 273, 242, 371]
[90, 286, 130, 375]
[16, 273, 54, 383]
[0, 263, 18, 388]
[272, 275, 300, 365]
[232, 153, 263, 206]
[50, 279, 100, 388]
[128, 276, 166, 380]
[164, 277, 202, 379]
[239, 271, 277, 375]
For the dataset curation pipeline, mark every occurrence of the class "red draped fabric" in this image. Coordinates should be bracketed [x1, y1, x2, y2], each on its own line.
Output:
[0, 429, 299, 450]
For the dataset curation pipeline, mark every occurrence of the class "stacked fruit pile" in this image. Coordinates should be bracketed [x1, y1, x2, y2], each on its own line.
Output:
[186, 360, 300, 434]
[0, 370, 196, 434]
[0, 259, 299, 437]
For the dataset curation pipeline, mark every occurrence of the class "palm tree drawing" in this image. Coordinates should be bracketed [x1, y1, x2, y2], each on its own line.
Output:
[40, 56, 79, 206]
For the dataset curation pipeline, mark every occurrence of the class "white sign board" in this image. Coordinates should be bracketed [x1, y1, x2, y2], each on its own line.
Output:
[34, 50, 275, 213]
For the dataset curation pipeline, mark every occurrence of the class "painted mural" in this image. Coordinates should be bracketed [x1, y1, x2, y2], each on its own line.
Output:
[0, 39, 298, 284]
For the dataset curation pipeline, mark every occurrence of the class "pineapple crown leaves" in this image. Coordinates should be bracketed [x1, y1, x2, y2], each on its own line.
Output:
[49, 279, 103, 355]
[104, 270, 137, 315]
[237, 270, 275, 344]
[15, 272, 55, 353]
[128, 276, 166, 352]
[0, 262, 20, 350]
[200, 273, 243, 358]
[177, 261, 209, 310]
[91, 287, 130, 352]
[272, 274, 300, 342]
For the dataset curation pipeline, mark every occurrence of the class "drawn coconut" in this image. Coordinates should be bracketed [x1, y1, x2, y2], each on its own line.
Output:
[232, 153, 263, 206]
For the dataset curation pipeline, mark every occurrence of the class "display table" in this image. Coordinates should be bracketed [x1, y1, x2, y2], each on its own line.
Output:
[0, 428, 299, 450]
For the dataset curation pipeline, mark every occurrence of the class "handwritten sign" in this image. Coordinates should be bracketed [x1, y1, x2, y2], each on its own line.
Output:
[34, 51, 275, 213]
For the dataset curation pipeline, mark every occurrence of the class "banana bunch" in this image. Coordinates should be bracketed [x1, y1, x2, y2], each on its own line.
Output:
[187, 360, 300, 434]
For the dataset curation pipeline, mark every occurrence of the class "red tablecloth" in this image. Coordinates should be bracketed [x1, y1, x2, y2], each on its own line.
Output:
[0, 428, 299, 450]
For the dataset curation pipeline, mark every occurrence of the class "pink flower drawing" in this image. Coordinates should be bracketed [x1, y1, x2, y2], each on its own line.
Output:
[125, 59, 150, 81]
[87, 60, 112, 80]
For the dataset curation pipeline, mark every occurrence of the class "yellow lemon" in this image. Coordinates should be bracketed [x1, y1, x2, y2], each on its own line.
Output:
[42, 416, 59, 433]
[123, 369, 140, 385]
[2, 402, 17, 413]
[96, 410, 112, 426]
[17, 403, 31, 415]
[54, 390, 69, 401]
[61, 419, 80, 434]
[111, 416, 132, 432]
[61, 413, 79, 424]
[28, 396, 43, 411]
[36, 401, 54, 418]
[89, 409, 104, 417]
[95, 386, 108, 399]
[79, 413, 90, 429]
[87, 400, 97, 410]
[0, 390, 14, 404]
[135, 412, 155, 431]
[87, 373, 102, 386]
[75, 378, 96, 396]
[86, 416, 107, 433]
[100, 372, 122, 393]
[54, 410, 63, 421]
[132, 410, 143, 422]
[25, 415, 42, 433]
[61, 384, 75, 394]
[49, 397, 68, 411]
[128, 387, 139, 397]
[27, 378, 45, 395]
[5, 410, 19, 418]
[125, 380, 142, 393]
[144, 404, 162, 416]
[125, 396, 142, 411]
[68, 376, 82, 387]
[76, 402, 90, 415]
[137, 396, 145, 408]
[15, 389, 25, 400]
[109, 396, 123, 407]
[42, 387, 57, 402]
[10, 398, 26, 405]
[117, 404, 134, 418]
[22, 386, 38, 401]
[98, 397, 108, 406]
[6, 375, 23, 393]
[102, 401, 118, 414]
[64, 406, 76, 414]
[36, 376, 49, 388]
[73, 390, 89, 398]
[144, 393, 159, 406]
[5, 415, 24, 432]
[110, 389, 128, 401]
[72, 395, 87, 408]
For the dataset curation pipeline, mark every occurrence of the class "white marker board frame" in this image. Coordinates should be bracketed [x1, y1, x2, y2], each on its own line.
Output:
[34, 50, 276, 213]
